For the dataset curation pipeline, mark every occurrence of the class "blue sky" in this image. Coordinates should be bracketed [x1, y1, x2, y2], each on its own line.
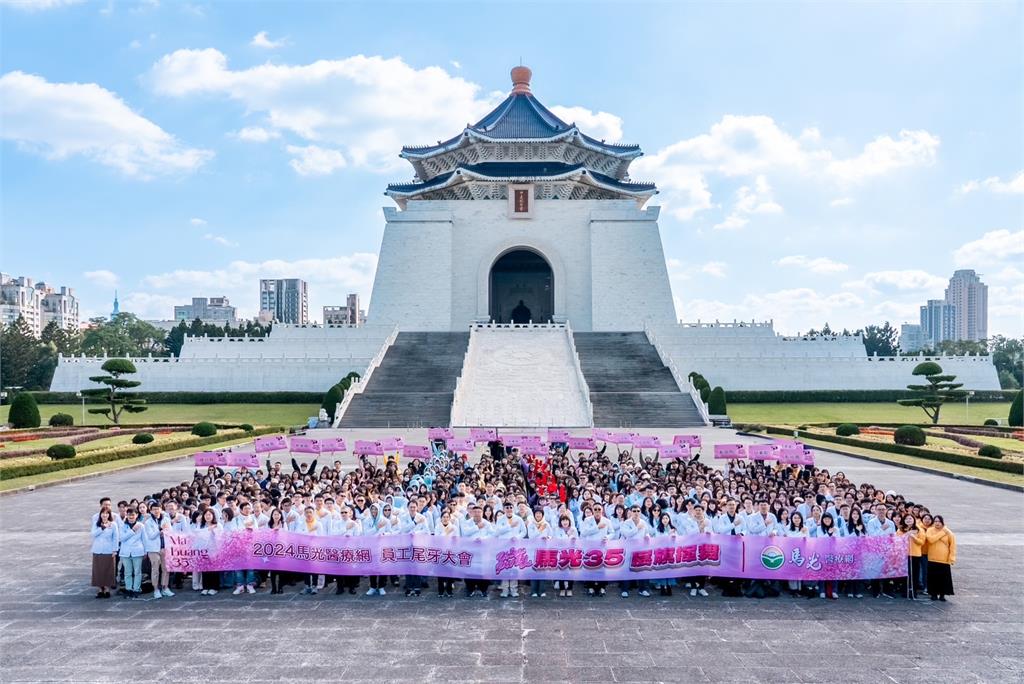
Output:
[2, 0, 1021, 335]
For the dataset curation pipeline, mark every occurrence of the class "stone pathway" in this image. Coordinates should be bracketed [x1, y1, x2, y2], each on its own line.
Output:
[1, 429, 1021, 683]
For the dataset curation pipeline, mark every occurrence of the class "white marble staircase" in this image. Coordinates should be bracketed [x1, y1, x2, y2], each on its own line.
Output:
[451, 324, 592, 427]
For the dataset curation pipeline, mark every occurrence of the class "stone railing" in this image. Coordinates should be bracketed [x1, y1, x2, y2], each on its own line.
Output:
[331, 325, 399, 427]
[644, 321, 711, 426]
[564, 320, 594, 424]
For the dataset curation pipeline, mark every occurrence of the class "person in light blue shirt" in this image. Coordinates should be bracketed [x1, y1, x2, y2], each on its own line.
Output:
[91, 508, 118, 598]
[117, 509, 145, 599]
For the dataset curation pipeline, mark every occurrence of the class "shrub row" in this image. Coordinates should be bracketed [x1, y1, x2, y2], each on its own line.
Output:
[727, 389, 1016, 403]
[1, 426, 194, 460]
[27, 391, 323, 405]
[761, 426, 1024, 475]
[0, 426, 284, 481]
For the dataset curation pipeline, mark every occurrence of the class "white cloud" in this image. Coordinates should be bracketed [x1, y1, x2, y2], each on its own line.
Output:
[826, 130, 939, 183]
[250, 31, 287, 49]
[83, 270, 119, 288]
[129, 39, 142, 49]
[830, 197, 853, 207]
[775, 255, 849, 274]
[147, 50, 618, 174]
[701, 261, 727, 278]
[202, 233, 238, 247]
[952, 229, 1024, 266]
[713, 175, 782, 230]
[0, 71, 211, 178]
[0, 0, 83, 10]
[120, 292, 179, 320]
[958, 170, 1024, 195]
[549, 105, 623, 143]
[286, 144, 346, 176]
[233, 126, 279, 142]
[140, 253, 379, 320]
[450, 60, 461, 69]
[633, 115, 939, 223]
[148, 50, 504, 172]
[190, 217, 207, 226]
[846, 269, 946, 293]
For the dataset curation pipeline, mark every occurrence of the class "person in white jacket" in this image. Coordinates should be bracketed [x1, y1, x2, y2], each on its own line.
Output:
[527, 508, 552, 598]
[298, 506, 323, 594]
[91, 508, 118, 598]
[460, 505, 493, 597]
[400, 501, 432, 597]
[436, 509, 461, 597]
[579, 506, 614, 597]
[552, 515, 577, 597]
[332, 506, 362, 595]
[142, 502, 172, 599]
[618, 506, 652, 598]
[231, 501, 258, 595]
[118, 509, 146, 599]
[496, 502, 527, 597]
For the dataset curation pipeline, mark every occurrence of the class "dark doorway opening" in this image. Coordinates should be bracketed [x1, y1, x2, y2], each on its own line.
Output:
[489, 249, 553, 324]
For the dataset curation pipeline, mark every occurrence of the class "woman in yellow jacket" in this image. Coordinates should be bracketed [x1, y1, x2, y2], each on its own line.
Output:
[924, 516, 956, 601]
[898, 514, 924, 599]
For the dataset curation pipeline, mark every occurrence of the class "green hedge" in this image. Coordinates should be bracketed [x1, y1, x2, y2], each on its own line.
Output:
[0, 426, 284, 481]
[27, 391, 323, 405]
[835, 423, 860, 436]
[728, 389, 1016, 403]
[46, 444, 76, 459]
[132, 433, 155, 444]
[894, 425, 926, 446]
[760, 426, 1024, 475]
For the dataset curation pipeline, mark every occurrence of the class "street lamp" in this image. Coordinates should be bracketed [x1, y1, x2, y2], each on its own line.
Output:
[76, 391, 85, 426]
[966, 390, 975, 424]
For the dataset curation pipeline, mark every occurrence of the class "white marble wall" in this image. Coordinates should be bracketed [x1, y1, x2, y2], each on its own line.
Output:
[367, 199, 677, 332]
[648, 323, 1001, 391]
[50, 324, 391, 392]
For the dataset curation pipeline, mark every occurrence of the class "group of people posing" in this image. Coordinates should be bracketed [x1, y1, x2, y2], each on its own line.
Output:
[90, 437, 957, 602]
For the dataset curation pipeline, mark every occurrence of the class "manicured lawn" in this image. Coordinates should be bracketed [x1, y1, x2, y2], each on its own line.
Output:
[1, 403, 318, 428]
[0, 434, 272, 493]
[731, 402, 1012, 426]
[796, 435, 1024, 488]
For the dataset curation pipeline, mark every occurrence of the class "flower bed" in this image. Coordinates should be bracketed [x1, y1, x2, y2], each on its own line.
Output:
[0, 426, 194, 460]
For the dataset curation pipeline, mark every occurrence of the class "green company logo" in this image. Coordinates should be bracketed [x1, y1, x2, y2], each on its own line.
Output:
[760, 546, 785, 570]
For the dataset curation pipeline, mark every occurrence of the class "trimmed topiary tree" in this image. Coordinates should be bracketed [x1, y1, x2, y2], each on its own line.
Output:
[240, 423, 254, 432]
[1010, 390, 1023, 427]
[894, 425, 926, 446]
[191, 421, 217, 437]
[896, 361, 968, 424]
[132, 432, 154, 444]
[80, 358, 148, 425]
[836, 423, 860, 436]
[48, 412, 74, 427]
[46, 444, 76, 459]
[321, 383, 344, 422]
[8, 392, 41, 428]
[708, 386, 728, 415]
[978, 444, 1003, 459]
[983, 418, 999, 426]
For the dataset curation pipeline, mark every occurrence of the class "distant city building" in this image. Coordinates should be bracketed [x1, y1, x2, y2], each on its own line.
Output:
[899, 323, 924, 353]
[920, 299, 956, 350]
[0, 273, 79, 336]
[39, 283, 79, 331]
[259, 279, 308, 324]
[323, 293, 365, 326]
[174, 296, 238, 326]
[944, 269, 988, 342]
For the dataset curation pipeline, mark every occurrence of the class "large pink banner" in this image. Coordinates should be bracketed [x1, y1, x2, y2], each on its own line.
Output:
[225, 452, 259, 468]
[164, 530, 908, 581]
[674, 434, 702, 448]
[567, 437, 597, 451]
[657, 444, 688, 460]
[320, 437, 347, 453]
[194, 451, 227, 467]
[353, 440, 384, 455]
[470, 428, 498, 443]
[714, 443, 747, 459]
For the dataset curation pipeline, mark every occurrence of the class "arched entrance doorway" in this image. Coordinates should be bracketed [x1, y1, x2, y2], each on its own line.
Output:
[489, 249, 554, 324]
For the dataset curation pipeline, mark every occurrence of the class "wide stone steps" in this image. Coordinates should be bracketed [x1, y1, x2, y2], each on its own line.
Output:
[573, 332, 705, 428]
[338, 332, 469, 428]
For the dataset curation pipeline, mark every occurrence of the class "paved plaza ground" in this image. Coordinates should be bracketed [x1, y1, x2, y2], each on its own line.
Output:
[1, 428, 1021, 683]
